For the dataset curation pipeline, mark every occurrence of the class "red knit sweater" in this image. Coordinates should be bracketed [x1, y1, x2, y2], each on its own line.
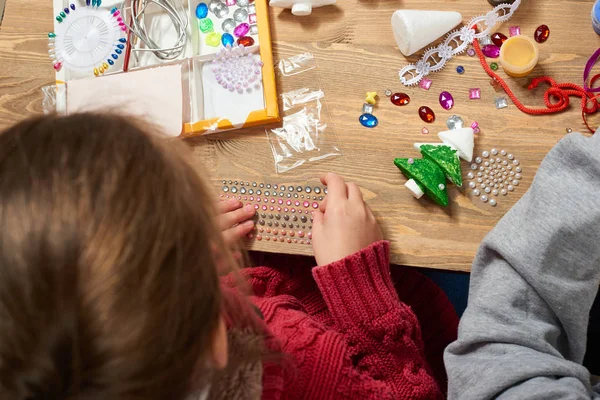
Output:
[231, 241, 458, 399]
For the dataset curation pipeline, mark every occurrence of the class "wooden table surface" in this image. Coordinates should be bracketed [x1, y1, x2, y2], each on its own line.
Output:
[1, 0, 597, 271]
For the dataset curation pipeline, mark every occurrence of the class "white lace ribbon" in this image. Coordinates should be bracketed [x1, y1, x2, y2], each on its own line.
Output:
[398, 0, 522, 86]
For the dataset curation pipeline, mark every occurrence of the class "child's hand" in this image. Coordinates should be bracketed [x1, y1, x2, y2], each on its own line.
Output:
[217, 199, 255, 245]
[312, 173, 383, 266]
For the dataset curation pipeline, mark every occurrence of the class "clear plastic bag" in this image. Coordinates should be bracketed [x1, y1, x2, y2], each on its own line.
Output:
[267, 53, 341, 174]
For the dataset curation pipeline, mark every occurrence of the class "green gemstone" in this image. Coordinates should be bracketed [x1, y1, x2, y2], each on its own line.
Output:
[198, 18, 214, 33]
[490, 62, 499, 71]
[60, 11, 66, 18]
[56, 16, 63, 22]
[48, 32, 56, 38]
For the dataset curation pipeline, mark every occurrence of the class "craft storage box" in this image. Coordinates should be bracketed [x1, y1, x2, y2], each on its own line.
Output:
[51, 0, 279, 138]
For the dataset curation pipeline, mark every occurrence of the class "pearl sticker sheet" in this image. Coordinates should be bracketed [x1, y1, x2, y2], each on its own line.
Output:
[219, 180, 327, 245]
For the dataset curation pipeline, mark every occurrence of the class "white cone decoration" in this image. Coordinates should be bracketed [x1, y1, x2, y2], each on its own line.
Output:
[438, 128, 475, 162]
[405, 179, 424, 199]
[269, 0, 336, 16]
[391, 10, 463, 56]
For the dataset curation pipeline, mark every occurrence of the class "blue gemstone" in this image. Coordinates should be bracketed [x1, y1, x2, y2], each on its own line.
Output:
[221, 33, 234, 47]
[86, 0, 91, 6]
[196, 3, 209, 19]
[116, 44, 125, 49]
[64, 7, 70, 14]
[359, 113, 378, 128]
[92, 0, 96, 6]
[112, 54, 118, 60]
[115, 49, 122, 54]
[70, 3, 76, 10]
[97, 0, 102, 7]
[119, 38, 127, 43]
[456, 65, 465, 74]
[111, 7, 118, 13]
[107, 59, 114, 65]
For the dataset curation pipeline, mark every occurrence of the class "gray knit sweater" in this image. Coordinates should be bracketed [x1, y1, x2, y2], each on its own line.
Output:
[444, 132, 600, 399]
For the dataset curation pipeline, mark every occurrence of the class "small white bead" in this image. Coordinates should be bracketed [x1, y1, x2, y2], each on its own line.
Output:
[500, 150, 507, 156]
[484, 161, 490, 167]
[480, 166, 485, 171]
[471, 164, 478, 170]
[510, 171, 515, 176]
[492, 189, 499, 196]
[475, 157, 483, 164]
[508, 185, 514, 191]
[508, 153, 514, 160]
[482, 151, 490, 158]
[467, 172, 475, 179]
[515, 173, 522, 180]
[477, 178, 483, 183]
[469, 182, 477, 189]
[489, 199, 497, 206]
[516, 166, 522, 173]
[477, 172, 483, 177]
[513, 159, 520, 166]
[481, 183, 487, 189]
[439, 183, 446, 190]
[481, 195, 489, 203]
[512, 180, 519, 186]
[501, 189, 507, 195]
[484, 187, 491, 194]
[502, 160, 508, 166]
[491, 148, 498, 155]
[490, 159, 496, 164]
[473, 189, 481, 196]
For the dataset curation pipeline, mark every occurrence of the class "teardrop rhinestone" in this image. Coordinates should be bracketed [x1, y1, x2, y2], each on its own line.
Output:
[534, 24, 550, 43]
[439, 91, 454, 110]
[482, 44, 501, 58]
[418, 106, 435, 123]
[390, 93, 410, 106]
[491, 32, 507, 47]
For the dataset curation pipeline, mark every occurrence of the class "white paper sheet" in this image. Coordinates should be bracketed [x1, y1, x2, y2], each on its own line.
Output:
[66, 64, 183, 137]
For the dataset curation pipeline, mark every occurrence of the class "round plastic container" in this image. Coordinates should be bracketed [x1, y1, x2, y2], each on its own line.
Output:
[499, 35, 539, 78]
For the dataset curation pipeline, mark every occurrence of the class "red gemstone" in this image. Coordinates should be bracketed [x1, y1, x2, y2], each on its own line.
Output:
[534, 24, 550, 43]
[418, 106, 435, 123]
[491, 32, 507, 47]
[237, 36, 255, 47]
[391, 93, 410, 106]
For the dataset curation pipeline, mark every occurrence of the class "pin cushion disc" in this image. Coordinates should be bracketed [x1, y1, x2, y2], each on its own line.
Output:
[54, 7, 122, 73]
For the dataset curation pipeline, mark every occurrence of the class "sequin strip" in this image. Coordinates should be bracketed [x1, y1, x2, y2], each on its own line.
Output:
[398, 0, 522, 86]
[219, 181, 327, 245]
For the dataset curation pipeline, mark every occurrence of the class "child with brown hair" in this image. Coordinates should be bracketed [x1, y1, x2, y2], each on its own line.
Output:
[0, 113, 458, 400]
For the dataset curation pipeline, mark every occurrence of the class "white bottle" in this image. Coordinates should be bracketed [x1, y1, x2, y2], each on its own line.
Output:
[269, 0, 337, 16]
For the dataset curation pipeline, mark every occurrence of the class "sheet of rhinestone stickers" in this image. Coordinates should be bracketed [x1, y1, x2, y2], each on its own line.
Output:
[219, 180, 327, 245]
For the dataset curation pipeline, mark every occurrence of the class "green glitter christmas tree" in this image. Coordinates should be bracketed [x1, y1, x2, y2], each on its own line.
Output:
[394, 158, 449, 206]
[418, 144, 463, 187]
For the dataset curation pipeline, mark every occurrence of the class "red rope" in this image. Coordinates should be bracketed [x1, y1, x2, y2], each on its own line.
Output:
[473, 40, 600, 133]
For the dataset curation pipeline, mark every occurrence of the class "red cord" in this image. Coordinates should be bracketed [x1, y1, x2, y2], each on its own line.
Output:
[473, 40, 600, 133]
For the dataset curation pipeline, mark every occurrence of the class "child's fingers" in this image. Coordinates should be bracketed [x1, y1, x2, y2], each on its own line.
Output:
[218, 199, 243, 214]
[222, 220, 255, 244]
[218, 204, 255, 230]
[312, 209, 324, 228]
[320, 173, 347, 200]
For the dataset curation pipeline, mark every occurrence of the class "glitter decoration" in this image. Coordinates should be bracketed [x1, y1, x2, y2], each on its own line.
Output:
[509, 26, 521, 36]
[419, 144, 463, 186]
[456, 65, 465, 74]
[469, 88, 481, 100]
[495, 96, 508, 109]
[362, 103, 374, 114]
[490, 62, 499, 71]
[212, 44, 264, 94]
[419, 78, 432, 90]
[446, 115, 464, 130]
[394, 158, 449, 206]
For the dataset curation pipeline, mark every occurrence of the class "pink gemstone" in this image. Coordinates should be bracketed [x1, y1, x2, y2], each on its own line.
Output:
[263, 198, 268, 203]
[421, 127, 429, 134]
[467, 48, 476, 57]
[308, 232, 312, 239]
[291, 208, 296, 213]
[256, 197, 261, 202]
[270, 206, 274, 211]
[53, 62, 62, 71]
[277, 206, 281, 211]
[262, 205, 267, 210]
[286, 200, 292, 206]
[298, 231, 305, 238]
[225, 0, 236, 5]
[114, 10, 120, 16]
[249, 196, 254, 201]
[303, 201, 309, 207]
[289, 231, 295, 237]
[471, 121, 479, 130]
[279, 237, 285, 242]
[278, 199, 283, 205]
[271, 198, 275, 203]
[474, 127, 481, 134]
[312, 202, 319, 209]
[249, 13, 257, 24]
[294, 201, 300, 206]
[419, 78, 432, 90]
[286, 238, 292, 243]
[284, 207, 289, 212]
[469, 88, 481, 100]
[256, 235, 262, 241]
[439, 91, 454, 110]
[265, 236, 270, 241]
[482, 45, 500, 58]
[281, 230, 287, 236]
[254, 204, 259, 210]
[234, 23, 250, 38]
[509, 26, 521, 37]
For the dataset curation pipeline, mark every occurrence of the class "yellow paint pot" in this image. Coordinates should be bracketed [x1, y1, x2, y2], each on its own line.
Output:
[499, 35, 539, 78]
